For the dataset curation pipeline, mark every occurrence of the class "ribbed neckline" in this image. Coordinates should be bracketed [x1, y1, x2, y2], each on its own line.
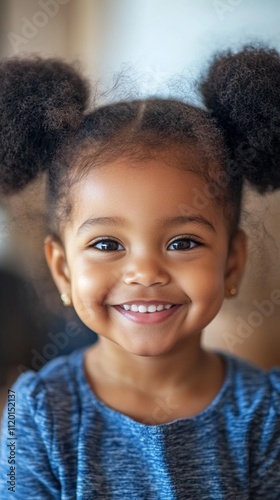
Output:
[70, 346, 235, 432]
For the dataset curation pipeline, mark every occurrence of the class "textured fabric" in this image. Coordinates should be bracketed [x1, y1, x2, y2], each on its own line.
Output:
[0, 347, 280, 499]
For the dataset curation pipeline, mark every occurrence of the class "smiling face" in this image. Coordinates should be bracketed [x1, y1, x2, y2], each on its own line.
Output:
[45, 148, 246, 357]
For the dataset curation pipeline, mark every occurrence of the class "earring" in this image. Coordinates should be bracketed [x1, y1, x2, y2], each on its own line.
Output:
[229, 285, 237, 296]
[61, 293, 72, 306]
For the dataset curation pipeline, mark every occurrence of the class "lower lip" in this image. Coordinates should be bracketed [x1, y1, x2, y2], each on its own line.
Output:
[113, 305, 182, 324]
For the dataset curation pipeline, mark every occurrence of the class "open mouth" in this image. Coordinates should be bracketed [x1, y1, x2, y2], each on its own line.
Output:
[113, 303, 182, 324]
[119, 303, 175, 313]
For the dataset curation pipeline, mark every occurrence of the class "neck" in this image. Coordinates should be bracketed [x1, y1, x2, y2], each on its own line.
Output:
[87, 334, 211, 397]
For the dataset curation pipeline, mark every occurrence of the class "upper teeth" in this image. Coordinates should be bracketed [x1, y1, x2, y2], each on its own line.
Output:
[121, 304, 173, 313]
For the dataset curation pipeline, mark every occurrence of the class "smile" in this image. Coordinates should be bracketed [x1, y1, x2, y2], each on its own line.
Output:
[121, 303, 173, 313]
[113, 302, 182, 324]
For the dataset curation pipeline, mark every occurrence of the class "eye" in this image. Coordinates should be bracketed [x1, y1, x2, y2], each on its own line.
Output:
[167, 237, 201, 251]
[92, 239, 124, 252]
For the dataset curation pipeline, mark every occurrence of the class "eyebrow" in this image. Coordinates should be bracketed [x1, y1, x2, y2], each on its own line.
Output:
[76, 214, 215, 236]
[77, 217, 126, 236]
[159, 215, 215, 232]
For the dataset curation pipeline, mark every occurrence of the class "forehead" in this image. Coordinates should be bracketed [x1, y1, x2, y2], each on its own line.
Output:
[69, 151, 227, 232]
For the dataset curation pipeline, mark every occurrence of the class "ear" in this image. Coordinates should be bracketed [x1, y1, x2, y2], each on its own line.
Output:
[44, 236, 71, 297]
[224, 229, 247, 298]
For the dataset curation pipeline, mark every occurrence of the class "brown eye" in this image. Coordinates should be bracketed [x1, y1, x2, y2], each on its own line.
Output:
[93, 239, 124, 251]
[167, 238, 199, 251]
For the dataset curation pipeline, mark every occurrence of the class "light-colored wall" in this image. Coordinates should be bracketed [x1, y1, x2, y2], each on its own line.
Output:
[1, 0, 280, 368]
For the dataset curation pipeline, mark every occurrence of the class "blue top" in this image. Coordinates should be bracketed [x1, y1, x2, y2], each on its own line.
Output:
[0, 347, 280, 499]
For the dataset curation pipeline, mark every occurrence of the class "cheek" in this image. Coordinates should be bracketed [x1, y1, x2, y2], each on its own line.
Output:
[70, 259, 112, 317]
[177, 262, 226, 332]
[178, 258, 226, 303]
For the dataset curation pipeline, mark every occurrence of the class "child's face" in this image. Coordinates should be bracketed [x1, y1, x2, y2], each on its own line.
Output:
[46, 150, 246, 357]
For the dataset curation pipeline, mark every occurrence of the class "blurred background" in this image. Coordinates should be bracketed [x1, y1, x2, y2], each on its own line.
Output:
[1, 0, 280, 414]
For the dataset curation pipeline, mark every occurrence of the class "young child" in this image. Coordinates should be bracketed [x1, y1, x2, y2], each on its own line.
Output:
[0, 47, 280, 499]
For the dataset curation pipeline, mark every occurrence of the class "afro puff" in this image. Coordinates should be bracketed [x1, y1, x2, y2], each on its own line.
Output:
[0, 57, 89, 194]
[199, 45, 280, 193]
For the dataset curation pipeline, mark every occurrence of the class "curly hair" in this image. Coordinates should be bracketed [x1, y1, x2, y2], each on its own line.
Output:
[200, 45, 280, 192]
[0, 46, 280, 237]
[0, 57, 89, 193]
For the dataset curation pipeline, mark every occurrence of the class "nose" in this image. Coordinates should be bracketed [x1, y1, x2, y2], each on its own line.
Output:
[123, 255, 170, 287]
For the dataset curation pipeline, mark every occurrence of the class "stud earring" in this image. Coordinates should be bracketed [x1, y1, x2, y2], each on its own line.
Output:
[229, 285, 237, 296]
[61, 293, 72, 306]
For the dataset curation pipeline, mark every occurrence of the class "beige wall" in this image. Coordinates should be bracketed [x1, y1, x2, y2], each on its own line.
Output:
[203, 188, 280, 369]
[1, 1, 101, 72]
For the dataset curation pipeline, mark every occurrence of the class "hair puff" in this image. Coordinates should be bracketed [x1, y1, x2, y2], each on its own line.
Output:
[199, 45, 280, 193]
[0, 57, 89, 194]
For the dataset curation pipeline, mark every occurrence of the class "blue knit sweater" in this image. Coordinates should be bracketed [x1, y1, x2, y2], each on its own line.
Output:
[0, 347, 280, 499]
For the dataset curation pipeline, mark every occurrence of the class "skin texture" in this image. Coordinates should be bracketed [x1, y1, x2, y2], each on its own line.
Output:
[45, 149, 247, 423]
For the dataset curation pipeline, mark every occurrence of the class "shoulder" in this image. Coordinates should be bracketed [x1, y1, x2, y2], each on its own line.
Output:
[11, 347, 87, 418]
[219, 350, 280, 461]
[221, 351, 280, 416]
[217, 353, 280, 482]
[221, 355, 280, 492]
[0, 350, 88, 495]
